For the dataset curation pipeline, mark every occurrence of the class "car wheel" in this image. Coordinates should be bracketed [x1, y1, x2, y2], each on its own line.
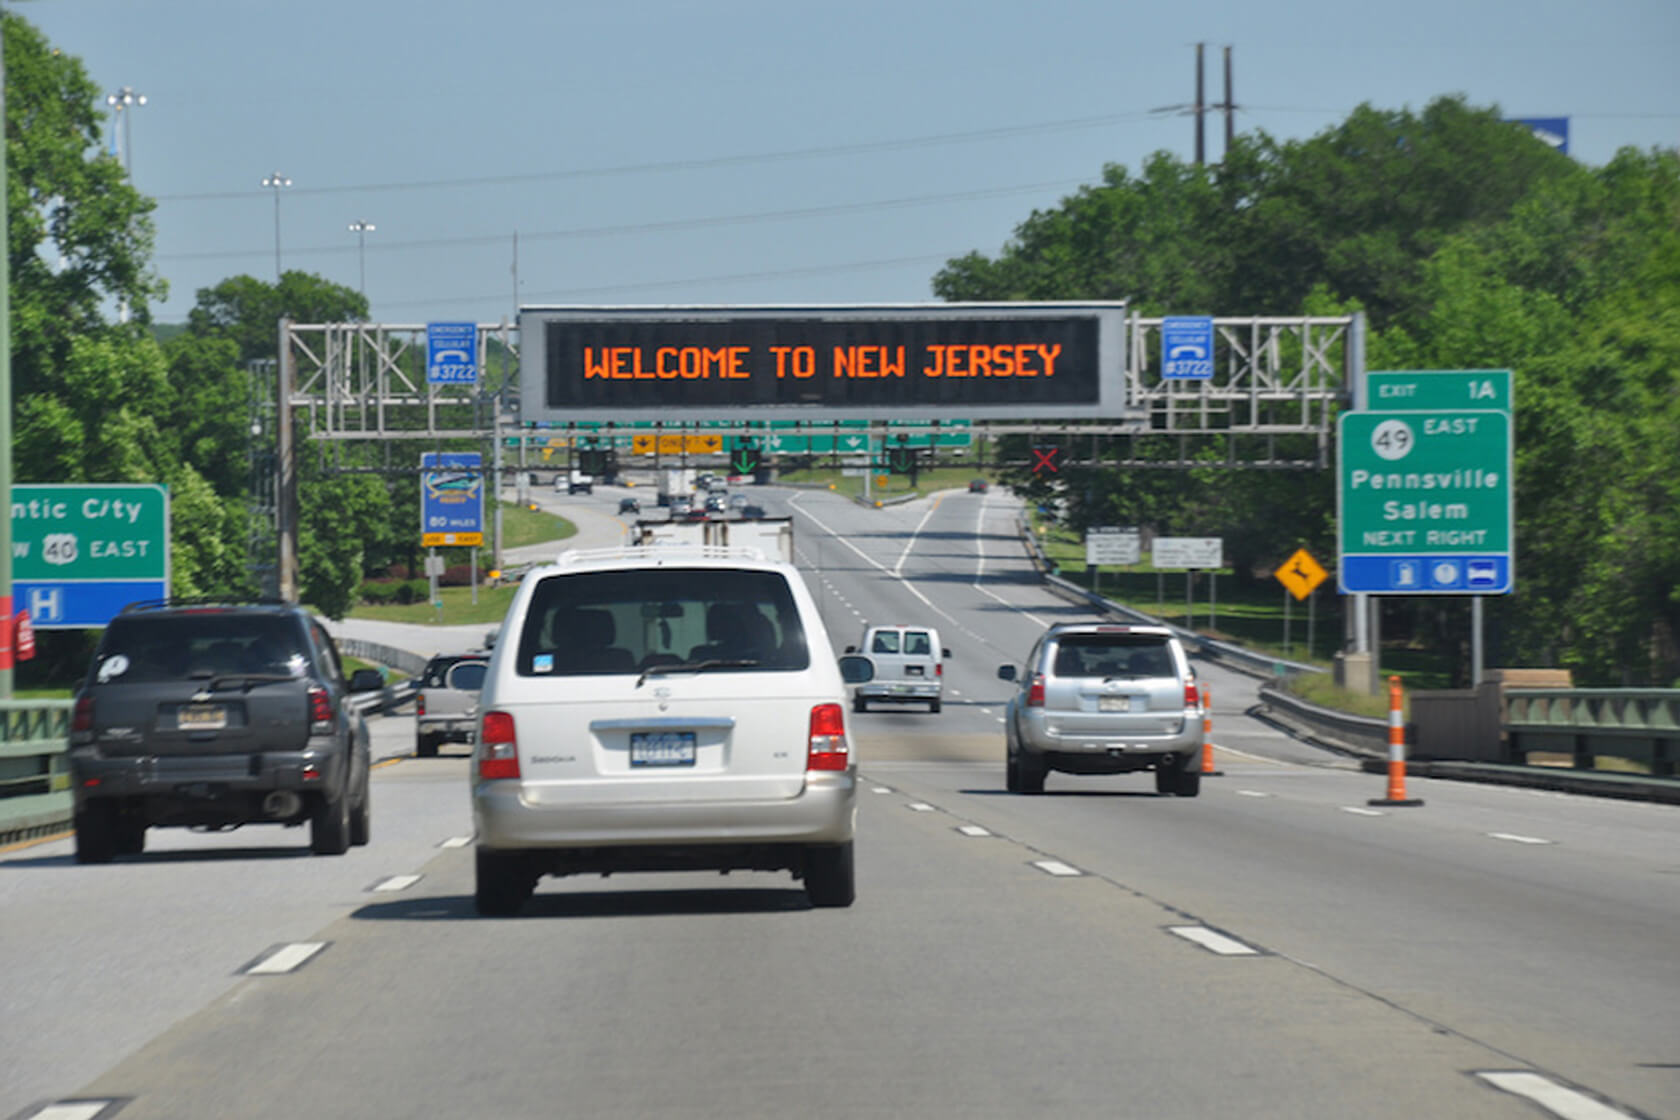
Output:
[417, 733, 438, 758]
[350, 787, 371, 846]
[1172, 769, 1202, 798]
[115, 817, 147, 856]
[1154, 766, 1176, 795]
[1015, 749, 1047, 795]
[804, 841, 855, 908]
[74, 801, 118, 864]
[929, 698, 942, 714]
[852, 696, 867, 714]
[310, 791, 352, 855]
[475, 849, 536, 916]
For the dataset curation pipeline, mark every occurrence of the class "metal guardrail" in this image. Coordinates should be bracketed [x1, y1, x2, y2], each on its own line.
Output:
[1254, 685, 1390, 759]
[1505, 688, 1679, 776]
[0, 700, 76, 844]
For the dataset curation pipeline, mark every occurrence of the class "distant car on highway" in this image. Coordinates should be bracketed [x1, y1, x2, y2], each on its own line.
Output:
[618, 496, 641, 516]
[968, 478, 989, 493]
[998, 622, 1202, 797]
[416, 653, 489, 757]
[739, 504, 767, 520]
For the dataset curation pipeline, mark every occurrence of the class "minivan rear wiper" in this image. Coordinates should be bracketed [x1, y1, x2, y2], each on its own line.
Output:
[636, 659, 760, 688]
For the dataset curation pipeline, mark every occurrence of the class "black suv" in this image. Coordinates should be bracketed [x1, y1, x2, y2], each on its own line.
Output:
[67, 600, 382, 862]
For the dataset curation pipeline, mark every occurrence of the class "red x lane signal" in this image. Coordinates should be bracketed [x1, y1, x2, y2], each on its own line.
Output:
[1031, 445, 1061, 474]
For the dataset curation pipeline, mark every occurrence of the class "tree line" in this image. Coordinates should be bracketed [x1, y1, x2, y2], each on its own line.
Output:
[9, 12, 1677, 685]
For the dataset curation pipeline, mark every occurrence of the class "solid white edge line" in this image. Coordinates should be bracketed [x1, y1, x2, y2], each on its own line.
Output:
[1476, 1071, 1631, 1119]
[246, 941, 327, 975]
[1033, 859, 1082, 877]
[1169, 926, 1261, 956]
[956, 825, 991, 837]
[1488, 832, 1555, 845]
[372, 874, 422, 892]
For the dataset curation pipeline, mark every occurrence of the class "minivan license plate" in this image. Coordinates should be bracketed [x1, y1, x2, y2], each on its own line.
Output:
[1098, 696, 1131, 713]
[630, 731, 696, 767]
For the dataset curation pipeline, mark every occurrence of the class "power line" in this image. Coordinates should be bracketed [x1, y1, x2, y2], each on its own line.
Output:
[155, 177, 1090, 263]
[151, 110, 1170, 204]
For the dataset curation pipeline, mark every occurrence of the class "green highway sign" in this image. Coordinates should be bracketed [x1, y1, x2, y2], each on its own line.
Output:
[1338, 410, 1512, 594]
[1368, 370, 1511, 412]
[12, 483, 171, 628]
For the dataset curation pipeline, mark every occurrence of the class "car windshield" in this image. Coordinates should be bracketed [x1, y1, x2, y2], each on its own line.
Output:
[515, 567, 809, 676]
[93, 613, 307, 684]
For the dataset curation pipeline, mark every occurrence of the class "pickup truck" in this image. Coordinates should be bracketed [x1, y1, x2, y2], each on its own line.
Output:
[846, 624, 950, 713]
[415, 652, 490, 756]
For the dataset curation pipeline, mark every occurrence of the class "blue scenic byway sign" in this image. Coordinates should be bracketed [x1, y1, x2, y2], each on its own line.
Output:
[427, 321, 478, 385]
[1161, 316, 1214, 380]
[420, 451, 483, 546]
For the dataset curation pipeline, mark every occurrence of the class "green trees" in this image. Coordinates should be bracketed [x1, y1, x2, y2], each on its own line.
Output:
[938, 98, 1679, 684]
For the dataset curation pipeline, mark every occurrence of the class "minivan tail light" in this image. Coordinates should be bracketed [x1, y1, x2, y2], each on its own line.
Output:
[935, 663, 943, 677]
[1027, 674, 1045, 707]
[307, 687, 333, 734]
[807, 703, 850, 771]
[1184, 681, 1200, 709]
[479, 710, 520, 780]
[72, 695, 94, 733]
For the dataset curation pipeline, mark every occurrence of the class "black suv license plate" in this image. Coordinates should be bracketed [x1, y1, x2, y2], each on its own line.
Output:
[630, 731, 697, 767]
[178, 704, 228, 731]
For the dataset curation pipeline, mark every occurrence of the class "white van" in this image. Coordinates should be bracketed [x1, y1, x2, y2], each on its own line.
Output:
[847, 624, 949, 713]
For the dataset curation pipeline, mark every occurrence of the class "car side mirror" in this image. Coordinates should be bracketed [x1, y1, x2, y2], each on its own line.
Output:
[844, 645, 857, 654]
[997, 665, 1017, 681]
[942, 647, 951, 659]
[349, 668, 385, 693]
[838, 654, 875, 684]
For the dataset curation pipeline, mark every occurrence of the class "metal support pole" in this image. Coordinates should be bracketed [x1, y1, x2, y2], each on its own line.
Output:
[276, 319, 299, 602]
[1472, 596, 1484, 687]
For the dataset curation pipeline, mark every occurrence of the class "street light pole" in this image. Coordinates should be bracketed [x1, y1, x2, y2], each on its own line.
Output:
[347, 220, 375, 298]
[104, 86, 146, 175]
[261, 173, 292, 281]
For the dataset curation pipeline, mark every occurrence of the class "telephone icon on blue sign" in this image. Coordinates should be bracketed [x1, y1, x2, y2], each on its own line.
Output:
[1161, 316, 1215, 380]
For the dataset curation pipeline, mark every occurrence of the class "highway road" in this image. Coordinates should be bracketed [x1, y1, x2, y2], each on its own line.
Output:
[3, 483, 1675, 1120]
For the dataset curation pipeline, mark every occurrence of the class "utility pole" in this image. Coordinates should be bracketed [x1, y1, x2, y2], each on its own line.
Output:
[1223, 46, 1236, 156]
[1194, 42, 1206, 166]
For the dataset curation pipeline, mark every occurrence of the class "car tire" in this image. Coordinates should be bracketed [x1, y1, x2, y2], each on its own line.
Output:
[74, 801, 118, 864]
[1015, 749, 1047, 795]
[929, 698, 942, 714]
[350, 787, 371, 846]
[311, 791, 352, 856]
[115, 817, 147, 856]
[475, 849, 536, 916]
[1172, 769, 1202, 798]
[1154, 766, 1176, 795]
[852, 696, 867, 714]
[804, 841, 855, 908]
[416, 733, 438, 758]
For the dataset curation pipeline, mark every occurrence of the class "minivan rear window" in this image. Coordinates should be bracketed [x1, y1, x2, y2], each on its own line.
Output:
[1051, 635, 1174, 679]
[517, 568, 810, 676]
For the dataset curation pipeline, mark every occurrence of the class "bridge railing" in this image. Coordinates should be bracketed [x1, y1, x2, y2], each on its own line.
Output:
[0, 700, 76, 844]
[1505, 688, 1679, 776]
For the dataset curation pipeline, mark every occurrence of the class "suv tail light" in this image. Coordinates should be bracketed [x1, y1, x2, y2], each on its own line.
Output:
[807, 703, 850, 771]
[72, 694, 94, 733]
[479, 710, 520, 780]
[1026, 673, 1045, 707]
[307, 686, 334, 734]
[416, 692, 426, 717]
[1184, 681, 1200, 709]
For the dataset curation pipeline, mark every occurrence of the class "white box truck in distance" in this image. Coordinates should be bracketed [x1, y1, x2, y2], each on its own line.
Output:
[657, 468, 694, 507]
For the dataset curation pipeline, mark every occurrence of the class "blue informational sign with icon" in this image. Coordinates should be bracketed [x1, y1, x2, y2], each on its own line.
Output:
[1161, 316, 1214, 380]
[427, 322, 478, 384]
[420, 451, 483, 545]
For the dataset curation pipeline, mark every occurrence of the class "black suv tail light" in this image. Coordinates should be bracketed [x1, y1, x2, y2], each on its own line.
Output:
[72, 694, 94, 733]
[308, 686, 334, 734]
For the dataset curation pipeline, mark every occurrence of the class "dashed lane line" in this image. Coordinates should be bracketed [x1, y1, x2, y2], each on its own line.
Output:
[1169, 926, 1262, 956]
[1475, 1071, 1633, 1119]
[243, 941, 327, 975]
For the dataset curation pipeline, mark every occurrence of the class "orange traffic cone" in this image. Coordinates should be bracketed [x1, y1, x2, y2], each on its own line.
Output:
[1199, 682, 1222, 776]
[1369, 675, 1423, 807]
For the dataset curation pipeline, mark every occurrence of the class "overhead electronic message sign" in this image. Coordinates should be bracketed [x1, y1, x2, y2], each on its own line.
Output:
[517, 304, 1131, 424]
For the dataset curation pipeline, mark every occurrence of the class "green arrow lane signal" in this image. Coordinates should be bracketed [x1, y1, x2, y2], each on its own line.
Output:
[732, 448, 761, 474]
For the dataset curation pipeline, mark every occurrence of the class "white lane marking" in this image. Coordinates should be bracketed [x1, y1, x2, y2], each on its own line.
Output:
[1236, 789, 1273, 798]
[907, 802, 936, 812]
[1169, 926, 1261, 956]
[439, 835, 472, 848]
[1033, 859, 1082, 877]
[871, 786, 894, 794]
[27, 1104, 117, 1120]
[372, 874, 422, 892]
[894, 496, 942, 576]
[245, 942, 327, 975]
[1488, 832, 1555, 845]
[1476, 1071, 1633, 1119]
[956, 825, 992, 837]
[789, 499, 955, 624]
[1341, 806, 1385, 816]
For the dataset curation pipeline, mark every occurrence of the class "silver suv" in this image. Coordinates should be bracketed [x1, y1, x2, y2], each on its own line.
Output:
[997, 622, 1202, 796]
[470, 546, 858, 915]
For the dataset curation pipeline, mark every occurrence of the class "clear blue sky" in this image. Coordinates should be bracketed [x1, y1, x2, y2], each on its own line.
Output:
[24, 0, 1680, 326]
